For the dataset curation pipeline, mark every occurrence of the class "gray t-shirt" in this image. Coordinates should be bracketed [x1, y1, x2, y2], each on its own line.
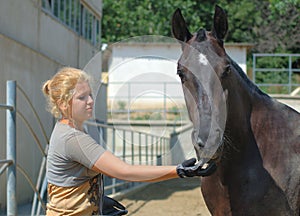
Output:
[47, 122, 106, 187]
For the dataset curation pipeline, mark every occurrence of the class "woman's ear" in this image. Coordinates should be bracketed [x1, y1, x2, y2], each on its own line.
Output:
[58, 100, 67, 111]
[58, 100, 69, 117]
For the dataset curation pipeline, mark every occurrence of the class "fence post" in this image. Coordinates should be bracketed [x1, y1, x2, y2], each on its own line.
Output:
[252, 54, 256, 84]
[7, 80, 16, 216]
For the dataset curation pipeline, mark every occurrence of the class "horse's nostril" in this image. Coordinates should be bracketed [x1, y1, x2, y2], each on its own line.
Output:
[197, 137, 205, 148]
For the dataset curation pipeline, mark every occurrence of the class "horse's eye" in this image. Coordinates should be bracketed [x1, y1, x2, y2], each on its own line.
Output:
[177, 69, 186, 82]
[177, 69, 184, 77]
[221, 65, 231, 78]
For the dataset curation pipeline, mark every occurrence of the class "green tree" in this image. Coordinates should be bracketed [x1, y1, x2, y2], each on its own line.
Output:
[102, 0, 300, 53]
[102, 0, 234, 43]
[254, 0, 300, 52]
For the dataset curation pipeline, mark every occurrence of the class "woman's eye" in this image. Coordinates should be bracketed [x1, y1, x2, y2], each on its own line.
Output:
[78, 94, 93, 100]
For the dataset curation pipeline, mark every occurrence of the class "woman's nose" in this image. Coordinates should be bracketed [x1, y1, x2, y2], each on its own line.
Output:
[88, 95, 94, 104]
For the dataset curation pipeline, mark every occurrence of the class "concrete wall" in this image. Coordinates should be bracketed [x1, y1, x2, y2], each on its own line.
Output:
[0, 0, 103, 208]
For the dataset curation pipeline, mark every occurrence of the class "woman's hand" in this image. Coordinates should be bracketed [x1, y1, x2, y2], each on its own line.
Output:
[176, 158, 217, 178]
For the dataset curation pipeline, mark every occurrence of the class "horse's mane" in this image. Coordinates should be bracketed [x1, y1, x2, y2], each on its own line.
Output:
[228, 56, 269, 98]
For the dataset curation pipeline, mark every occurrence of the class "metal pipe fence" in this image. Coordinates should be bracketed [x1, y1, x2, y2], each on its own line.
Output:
[253, 53, 300, 94]
[108, 81, 186, 120]
[0, 80, 17, 216]
[1, 81, 50, 215]
[85, 120, 170, 195]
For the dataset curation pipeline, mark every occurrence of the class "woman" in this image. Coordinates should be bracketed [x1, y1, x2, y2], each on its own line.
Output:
[42, 67, 216, 215]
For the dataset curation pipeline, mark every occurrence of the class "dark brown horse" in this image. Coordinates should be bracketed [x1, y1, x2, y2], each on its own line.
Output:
[172, 5, 300, 216]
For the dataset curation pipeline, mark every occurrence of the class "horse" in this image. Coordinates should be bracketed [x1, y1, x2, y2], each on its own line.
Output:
[172, 5, 300, 216]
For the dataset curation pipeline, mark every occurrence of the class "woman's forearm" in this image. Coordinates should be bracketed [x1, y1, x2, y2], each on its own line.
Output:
[92, 151, 179, 182]
[117, 164, 178, 182]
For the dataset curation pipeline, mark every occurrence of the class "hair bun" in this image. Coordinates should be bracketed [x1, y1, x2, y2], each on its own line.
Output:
[42, 80, 51, 96]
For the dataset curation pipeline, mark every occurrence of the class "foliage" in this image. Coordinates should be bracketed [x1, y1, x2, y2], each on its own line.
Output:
[102, 0, 300, 53]
[253, 0, 300, 53]
[117, 101, 127, 110]
[102, 0, 300, 94]
[102, 0, 207, 43]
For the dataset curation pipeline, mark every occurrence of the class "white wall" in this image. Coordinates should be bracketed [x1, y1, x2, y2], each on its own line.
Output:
[108, 42, 250, 108]
[225, 43, 252, 73]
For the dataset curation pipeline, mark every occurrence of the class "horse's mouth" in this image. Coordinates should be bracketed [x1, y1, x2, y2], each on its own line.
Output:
[192, 128, 224, 163]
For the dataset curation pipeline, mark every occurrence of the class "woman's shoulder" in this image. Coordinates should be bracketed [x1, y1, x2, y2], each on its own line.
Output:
[54, 122, 84, 137]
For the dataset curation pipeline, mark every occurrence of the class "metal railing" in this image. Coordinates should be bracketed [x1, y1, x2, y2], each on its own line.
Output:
[0, 80, 17, 216]
[253, 53, 300, 94]
[1, 81, 49, 215]
[108, 81, 186, 119]
[85, 120, 170, 195]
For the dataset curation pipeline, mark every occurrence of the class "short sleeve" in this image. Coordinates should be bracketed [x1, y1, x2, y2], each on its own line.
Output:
[65, 131, 106, 169]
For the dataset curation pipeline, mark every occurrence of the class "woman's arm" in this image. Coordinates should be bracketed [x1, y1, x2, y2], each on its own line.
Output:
[92, 151, 178, 182]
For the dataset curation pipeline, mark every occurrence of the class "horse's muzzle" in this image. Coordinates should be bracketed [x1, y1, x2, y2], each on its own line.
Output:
[192, 129, 205, 148]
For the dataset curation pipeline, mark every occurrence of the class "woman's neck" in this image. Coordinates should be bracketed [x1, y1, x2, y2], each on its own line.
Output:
[59, 118, 83, 131]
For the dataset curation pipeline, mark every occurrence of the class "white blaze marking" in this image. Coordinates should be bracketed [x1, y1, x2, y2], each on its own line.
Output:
[199, 53, 208, 65]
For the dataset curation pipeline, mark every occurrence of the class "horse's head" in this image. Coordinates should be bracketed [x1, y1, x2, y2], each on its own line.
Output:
[172, 5, 230, 162]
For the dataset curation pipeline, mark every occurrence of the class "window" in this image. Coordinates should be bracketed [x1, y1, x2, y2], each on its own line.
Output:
[42, 0, 101, 48]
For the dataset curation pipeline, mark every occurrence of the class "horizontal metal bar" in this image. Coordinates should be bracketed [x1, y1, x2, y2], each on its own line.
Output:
[270, 94, 300, 100]
[256, 83, 290, 86]
[110, 81, 180, 85]
[254, 69, 300, 72]
[85, 120, 170, 139]
[0, 160, 13, 176]
[0, 159, 13, 164]
[108, 96, 184, 99]
[0, 104, 14, 111]
[257, 84, 300, 87]
[104, 181, 131, 190]
[110, 109, 185, 113]
[254, 69, 290, 72]
[253, 53, 300, 57]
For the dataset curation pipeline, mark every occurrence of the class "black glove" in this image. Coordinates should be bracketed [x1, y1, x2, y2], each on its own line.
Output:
[176, 158, 217, 178]
[102, 195, 128, 216]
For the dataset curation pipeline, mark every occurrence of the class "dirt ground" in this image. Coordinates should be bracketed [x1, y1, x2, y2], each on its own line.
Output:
[118, 178, 211, 216]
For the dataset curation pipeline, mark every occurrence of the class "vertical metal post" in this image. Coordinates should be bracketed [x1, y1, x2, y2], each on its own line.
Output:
[288, 55, 292, 93]
[151, 136, 154, 165]
[138, 133, 141, 164]
[122, 130, 126, 160]
[145, 135, 148, 165]
[163, 82, 167, 119]
[131, 131, 134, 165]
[7, 80, 16, 216]
[128, 83, 131, 120]
[252, 54, 256, 84]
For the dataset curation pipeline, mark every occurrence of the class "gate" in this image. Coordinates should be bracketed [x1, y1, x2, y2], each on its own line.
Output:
[252, 53, 300, 94]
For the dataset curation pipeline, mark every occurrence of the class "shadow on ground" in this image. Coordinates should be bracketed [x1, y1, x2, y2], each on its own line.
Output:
[118, 177, 211, 216]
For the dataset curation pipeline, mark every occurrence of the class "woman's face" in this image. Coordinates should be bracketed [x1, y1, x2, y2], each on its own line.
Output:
[71, 81, 94, 126]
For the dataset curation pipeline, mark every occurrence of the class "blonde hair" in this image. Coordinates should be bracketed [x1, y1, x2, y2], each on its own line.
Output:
[42, 67, 90, 118]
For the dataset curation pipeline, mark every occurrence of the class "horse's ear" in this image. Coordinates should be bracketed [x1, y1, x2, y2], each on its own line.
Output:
[172, 8, 193, 46]
[212, 5, 228, 43]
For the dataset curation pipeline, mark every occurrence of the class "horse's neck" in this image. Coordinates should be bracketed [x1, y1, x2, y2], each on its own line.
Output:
[250, 95, 300, 211]
[251, 95, 300, 135]
[222, 92, 282, 157]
